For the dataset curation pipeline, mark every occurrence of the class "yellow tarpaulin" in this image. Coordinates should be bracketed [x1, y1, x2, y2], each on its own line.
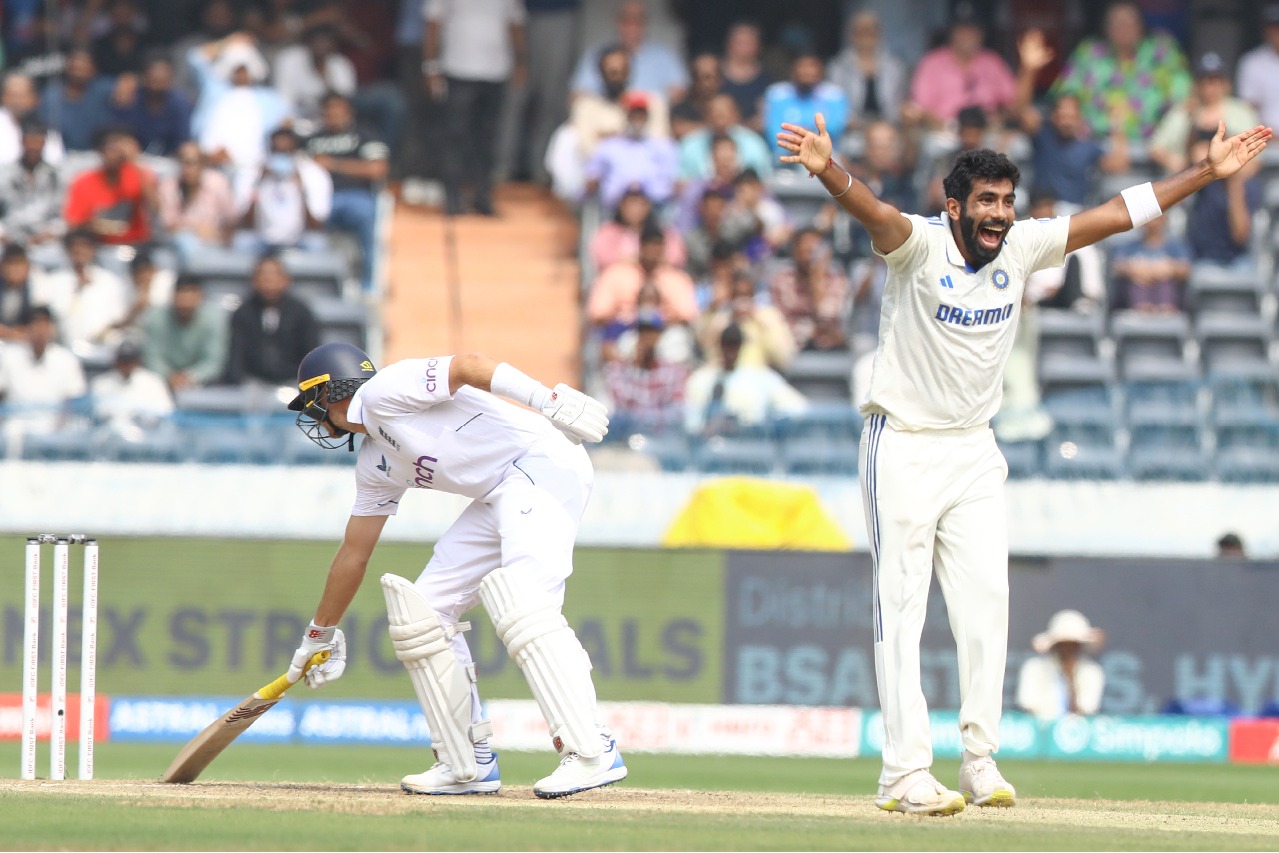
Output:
[663, 477, 852, 551]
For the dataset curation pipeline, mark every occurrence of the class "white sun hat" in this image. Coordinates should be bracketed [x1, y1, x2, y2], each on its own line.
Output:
[1032, 609, 1105, 654]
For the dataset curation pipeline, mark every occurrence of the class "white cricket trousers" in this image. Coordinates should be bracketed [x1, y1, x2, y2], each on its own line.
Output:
[859, 413, 1009, 786]
[414, 444, 594, 723]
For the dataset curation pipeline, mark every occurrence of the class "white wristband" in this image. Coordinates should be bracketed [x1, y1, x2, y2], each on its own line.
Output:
[1120, 181, 1162, 228]
[491, 362, 551, 410]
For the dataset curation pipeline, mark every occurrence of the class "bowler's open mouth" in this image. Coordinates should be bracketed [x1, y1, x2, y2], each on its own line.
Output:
[978, 222, 1008, 249]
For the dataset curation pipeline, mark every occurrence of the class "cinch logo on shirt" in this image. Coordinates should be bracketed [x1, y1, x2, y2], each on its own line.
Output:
[421, 358, 440, 393]
[934, 303, 1014, 327]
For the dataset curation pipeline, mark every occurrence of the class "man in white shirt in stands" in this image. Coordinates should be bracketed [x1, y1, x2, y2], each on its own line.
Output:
[90, 338, 174, 434]
[32, 229, 129, 361]
[1238, 4, 1279, 129]
[0, 305, 86, 441]
[280, 341, 626, 799]
[684, 323, 806, 437]
[777, 112, 1270, 814]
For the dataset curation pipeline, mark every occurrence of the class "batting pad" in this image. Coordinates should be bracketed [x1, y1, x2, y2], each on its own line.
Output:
[479, 566, 603, 758]
[380, 574, 493, 781]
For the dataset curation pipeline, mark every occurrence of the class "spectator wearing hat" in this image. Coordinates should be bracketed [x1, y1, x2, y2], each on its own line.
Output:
[583, 92, 679, 211]
[0, 306, 87, 440]
[1185, 126, 1262, 269]
[190, 33, 289, 177]
[762, 53, 848, 160]
[0, 244, 36, 342]
[589, 187, 686, 272]
[1016, 609, 1105, 721]
[1151, 52, 1260, 175]
[0, 119, 64, 251]
[569, 47, 671, 159]
[1050, 1, 1190, 142]
[602, 308, 689, 436]
[424, 0, 527, 216]
[1217, 532, 1247, 558]
[143, 275, 228, 393]
[684, 323, 807, 437]
[904, 5, 1016, 130]
[63, 126, 156, 246]
[36, 50, 109, 154]
[1238, 4, 1279, 129]
[1014, 30, 1130, 209]
[90, 338, 174, 433]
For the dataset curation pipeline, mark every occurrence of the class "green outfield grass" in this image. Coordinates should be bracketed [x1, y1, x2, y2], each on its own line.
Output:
[2, 743, 1278, 851]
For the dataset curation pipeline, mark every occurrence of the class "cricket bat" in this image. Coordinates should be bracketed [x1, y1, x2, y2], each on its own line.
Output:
[161, 651, 330, 783]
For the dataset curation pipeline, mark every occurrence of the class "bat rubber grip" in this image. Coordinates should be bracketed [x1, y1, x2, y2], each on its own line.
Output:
[258, 650, 330, 701]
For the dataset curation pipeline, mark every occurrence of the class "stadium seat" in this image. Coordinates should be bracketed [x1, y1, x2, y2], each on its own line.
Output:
[783, 350, 854, 402]
[308, 296, 369, 349]
[781, 438, 858, 476]
[1042, 440, 1125, 480]
[782, 401, 863, 442]
[279, 248, 349, 300]
[627, 431, 693, 473]
[693, 434, 778, 476]
[1037, 309, 1105, 361]
[1128, 424, 1210, 481]
[1216, 445, 1279, 483]
[997, 439, 1043, 479]
[1037, 351, 1115, 399]
[767, 169, 832, 228]
[1187, 264, 1266, 316]
[99, 423, 189, 463]
[1195, 312, 1272, 375]
[1110, 311, 1189, 374]
[18, 427, 101, 462]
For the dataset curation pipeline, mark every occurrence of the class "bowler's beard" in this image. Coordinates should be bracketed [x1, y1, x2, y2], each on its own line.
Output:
[958, 208, 1009, 267]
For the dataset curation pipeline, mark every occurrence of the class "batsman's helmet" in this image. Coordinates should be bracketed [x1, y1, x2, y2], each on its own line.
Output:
[288, 342, 377, 449]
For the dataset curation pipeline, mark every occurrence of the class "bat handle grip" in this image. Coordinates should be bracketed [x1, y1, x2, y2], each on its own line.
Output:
[257, 650, 331, 701]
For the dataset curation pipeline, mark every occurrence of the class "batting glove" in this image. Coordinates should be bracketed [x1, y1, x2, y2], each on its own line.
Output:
[539, 383, 609, 444]
[288, 622, 348, 689]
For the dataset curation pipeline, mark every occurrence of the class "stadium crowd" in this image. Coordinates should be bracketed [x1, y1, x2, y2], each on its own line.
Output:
[0, 0, 1276, 478]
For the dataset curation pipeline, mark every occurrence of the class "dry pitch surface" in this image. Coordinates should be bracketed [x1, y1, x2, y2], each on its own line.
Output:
[4, 778, 1278, 840]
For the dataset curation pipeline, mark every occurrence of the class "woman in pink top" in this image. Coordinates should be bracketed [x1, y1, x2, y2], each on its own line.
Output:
[157, 140, 239, 258]
[588, 187, 686, 272]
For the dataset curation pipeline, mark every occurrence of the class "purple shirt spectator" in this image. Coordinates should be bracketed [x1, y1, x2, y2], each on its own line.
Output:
[584, 94, 678, 210]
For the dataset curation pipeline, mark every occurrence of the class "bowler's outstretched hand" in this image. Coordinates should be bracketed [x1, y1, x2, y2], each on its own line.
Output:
[1207, 123, 1272, 179]
[777, 112, 833, 174]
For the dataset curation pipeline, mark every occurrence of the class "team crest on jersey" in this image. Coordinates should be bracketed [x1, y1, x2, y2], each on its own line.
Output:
[992, 269, 1010, 290]
[377, 455, 391, 476]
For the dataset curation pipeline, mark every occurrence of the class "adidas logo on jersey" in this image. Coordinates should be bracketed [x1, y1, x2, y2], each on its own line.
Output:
[934, 303, 1014, 327]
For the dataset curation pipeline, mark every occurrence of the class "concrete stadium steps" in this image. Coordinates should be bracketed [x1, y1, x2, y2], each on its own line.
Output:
[384, 184, 581, 384]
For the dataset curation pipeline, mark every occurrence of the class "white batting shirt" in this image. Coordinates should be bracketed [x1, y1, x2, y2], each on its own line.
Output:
[864, 213, 1070, 430]
[345, 357, 568, 515]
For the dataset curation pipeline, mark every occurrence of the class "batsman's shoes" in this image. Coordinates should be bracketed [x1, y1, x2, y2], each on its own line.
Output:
[533, 735, 628, 799]
[959, 751, 1016, 807]
[875, 770, 966, 816]
[401, 753, 501, 795]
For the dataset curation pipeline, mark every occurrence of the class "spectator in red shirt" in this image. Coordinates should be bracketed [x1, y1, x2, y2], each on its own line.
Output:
[64, 127, 156, 245]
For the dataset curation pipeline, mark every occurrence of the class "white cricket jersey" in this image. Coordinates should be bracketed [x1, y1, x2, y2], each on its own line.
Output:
[863, 213, 1069, 431]
[346, 357, 566, 515]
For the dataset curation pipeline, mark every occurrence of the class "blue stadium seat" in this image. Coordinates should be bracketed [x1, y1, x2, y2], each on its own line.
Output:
[1187, 264, 1266, 316]
[1043, 440, 1125, 480]
[99, 423, 189, 463]
[783, 350, 854, 402]
[997, 440, 1043, 479]
[1196, 312, 1272, 375]
[1038, 352, 1115, 399]
[309, 296, 368, 349]
[781, 439, 858, 476]
[1215, 446, 1279, 483]
[782, 401, 863, 442]
[694, 435, 778, 476]
[1110, 311, 1189, 374]
[627, 431, 693, 472]
[1037, 309, 1105, 361]
[1128, 424, 1210, 481]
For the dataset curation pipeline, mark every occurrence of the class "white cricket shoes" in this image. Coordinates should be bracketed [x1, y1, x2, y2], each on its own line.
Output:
[875, 769, 966, 816]
[959, 750, 1016, 807]
[401, 751, 501, 795]
[533, 733, 628, 799]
